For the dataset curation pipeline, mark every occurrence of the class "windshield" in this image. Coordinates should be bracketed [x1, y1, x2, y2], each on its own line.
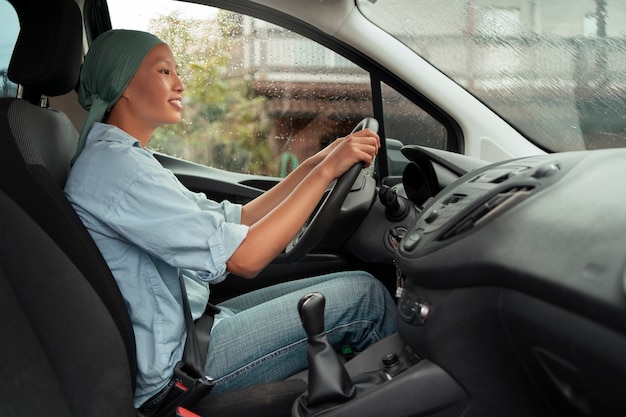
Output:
[358, 0, 626, 152]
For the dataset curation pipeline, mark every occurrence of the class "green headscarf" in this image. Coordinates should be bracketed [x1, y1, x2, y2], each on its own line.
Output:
[72, 29, 165, 163]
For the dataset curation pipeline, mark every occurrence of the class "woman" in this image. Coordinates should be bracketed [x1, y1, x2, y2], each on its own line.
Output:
[65, 29, 396, 410]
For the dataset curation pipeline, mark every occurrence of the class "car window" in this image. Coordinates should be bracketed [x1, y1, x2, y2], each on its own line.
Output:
[358, 0, 626, 153]
[0, 0, 19, 98]
[106, 0, 443, 177]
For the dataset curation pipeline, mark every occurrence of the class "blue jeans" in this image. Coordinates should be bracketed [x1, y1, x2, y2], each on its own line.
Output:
[205, 271, 397, 393]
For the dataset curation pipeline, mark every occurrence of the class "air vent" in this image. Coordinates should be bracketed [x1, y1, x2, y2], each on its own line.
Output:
[442, 194, 466, 205]
[440, 186, 534, 240]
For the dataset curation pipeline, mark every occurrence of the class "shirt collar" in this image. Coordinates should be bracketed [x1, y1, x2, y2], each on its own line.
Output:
[88, 122, 143, 149]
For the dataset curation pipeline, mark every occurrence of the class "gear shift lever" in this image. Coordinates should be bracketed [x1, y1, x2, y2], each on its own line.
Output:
[298, 292, 325, 337]
[297, 292, 355, 408]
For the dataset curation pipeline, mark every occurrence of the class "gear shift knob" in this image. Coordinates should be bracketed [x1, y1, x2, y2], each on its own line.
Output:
[294, 292, 355, 413]
[298, 292, 325, 337]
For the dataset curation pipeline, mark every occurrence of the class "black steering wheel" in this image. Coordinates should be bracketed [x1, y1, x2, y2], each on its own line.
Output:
[284, 117, 379, 262]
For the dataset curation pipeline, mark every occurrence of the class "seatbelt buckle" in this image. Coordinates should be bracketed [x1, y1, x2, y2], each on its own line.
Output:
[176, 407, 201, 417]
[174, 362, 215, 403]
[153, 362, 215, 417]
[173, 361, 202, 389]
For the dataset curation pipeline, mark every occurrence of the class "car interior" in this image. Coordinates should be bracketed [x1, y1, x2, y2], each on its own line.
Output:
[1, 0, 626, 416]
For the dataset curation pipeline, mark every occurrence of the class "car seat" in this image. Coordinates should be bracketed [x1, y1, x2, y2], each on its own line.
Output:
[0, 190, 136, 417]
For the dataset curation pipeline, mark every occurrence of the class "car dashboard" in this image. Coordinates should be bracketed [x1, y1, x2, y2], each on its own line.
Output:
[393, 148, 626, 416]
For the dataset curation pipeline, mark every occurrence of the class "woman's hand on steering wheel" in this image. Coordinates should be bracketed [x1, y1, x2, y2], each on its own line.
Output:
[284, 117, 379, 262]
[316, 123, 380, 178]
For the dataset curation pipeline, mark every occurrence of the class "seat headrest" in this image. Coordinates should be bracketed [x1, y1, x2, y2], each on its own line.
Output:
[8, 0, 83, 97]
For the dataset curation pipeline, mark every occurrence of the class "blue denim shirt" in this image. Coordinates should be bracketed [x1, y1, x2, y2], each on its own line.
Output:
[64, 123, 249, 407]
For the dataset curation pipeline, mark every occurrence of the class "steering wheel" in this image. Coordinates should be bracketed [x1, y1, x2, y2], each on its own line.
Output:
[284, 117, 379, 262]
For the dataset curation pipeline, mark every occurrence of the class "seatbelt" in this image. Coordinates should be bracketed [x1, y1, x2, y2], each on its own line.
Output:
[195, 302, 220, 365]
[178, 271, 209, 378]
[150, 273, 216, 417]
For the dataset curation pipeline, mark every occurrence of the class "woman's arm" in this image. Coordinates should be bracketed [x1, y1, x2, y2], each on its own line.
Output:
[228, 129, 379, 278]
[241, 116, 356, 226]
[240, 152, 322, 226]
[240, 123, 348, 226]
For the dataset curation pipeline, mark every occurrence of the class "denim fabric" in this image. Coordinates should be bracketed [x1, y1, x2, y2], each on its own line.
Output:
[207, 271, 397, 392]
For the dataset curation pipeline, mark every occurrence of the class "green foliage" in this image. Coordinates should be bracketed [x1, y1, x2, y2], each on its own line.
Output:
[147, 11, 272, 175]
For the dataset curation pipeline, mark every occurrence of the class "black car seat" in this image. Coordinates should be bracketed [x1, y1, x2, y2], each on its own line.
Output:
[0, 191, 136, 417]
[0, 0, 138, 385]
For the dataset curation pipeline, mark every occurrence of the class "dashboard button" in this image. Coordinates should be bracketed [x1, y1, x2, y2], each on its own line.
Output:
[424, 209, 439, 224]
[402, 231, 421, 251]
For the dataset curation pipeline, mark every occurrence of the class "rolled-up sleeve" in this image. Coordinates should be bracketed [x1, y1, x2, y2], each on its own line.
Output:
[202, 219, 248, 282]
[103, 164, 249, 283]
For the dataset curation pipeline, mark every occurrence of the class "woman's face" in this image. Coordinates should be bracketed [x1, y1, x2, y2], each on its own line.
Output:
[120, 43, 185, 130]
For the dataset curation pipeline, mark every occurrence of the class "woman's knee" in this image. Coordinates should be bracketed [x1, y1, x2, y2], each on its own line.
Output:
[343, 271, 392, 301]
